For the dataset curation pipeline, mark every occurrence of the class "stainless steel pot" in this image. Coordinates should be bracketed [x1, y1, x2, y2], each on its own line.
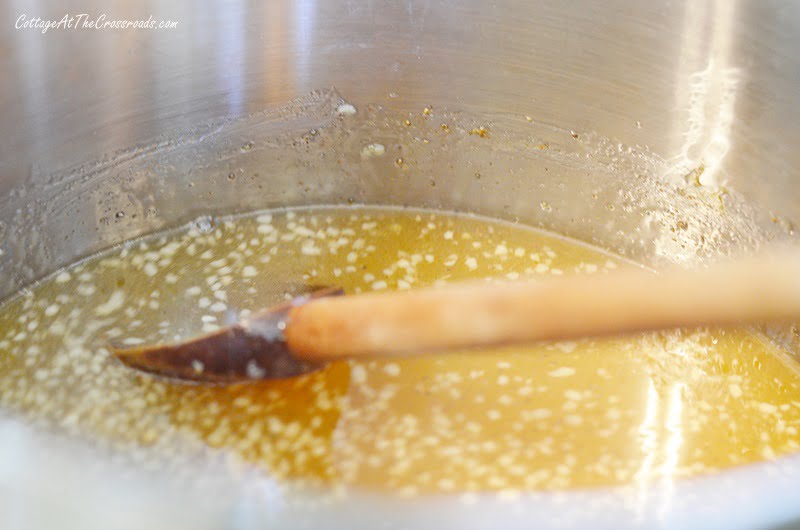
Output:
[1, 0, 800, 528]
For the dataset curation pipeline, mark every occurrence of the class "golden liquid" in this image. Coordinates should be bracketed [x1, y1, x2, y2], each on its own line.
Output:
[1, 206, 799, 496]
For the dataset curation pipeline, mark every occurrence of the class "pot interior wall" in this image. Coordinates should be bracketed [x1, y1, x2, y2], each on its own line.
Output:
[2, 1, 800, 300]
[0, 88, 793, 301]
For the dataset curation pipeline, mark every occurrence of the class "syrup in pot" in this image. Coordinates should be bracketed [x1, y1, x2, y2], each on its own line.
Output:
[0, 206, 798, 496]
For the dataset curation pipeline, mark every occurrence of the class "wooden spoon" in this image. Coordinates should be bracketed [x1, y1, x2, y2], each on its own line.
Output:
[114, 249, 800, 383]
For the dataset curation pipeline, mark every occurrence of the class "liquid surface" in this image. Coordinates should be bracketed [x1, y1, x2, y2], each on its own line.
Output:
[1, 206, 799, 496]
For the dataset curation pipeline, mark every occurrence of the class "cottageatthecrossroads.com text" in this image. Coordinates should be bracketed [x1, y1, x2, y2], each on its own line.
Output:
[15, 14, 179, 33]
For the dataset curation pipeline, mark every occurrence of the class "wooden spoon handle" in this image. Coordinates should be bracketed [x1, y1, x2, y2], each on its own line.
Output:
[285, 250, 800, 361]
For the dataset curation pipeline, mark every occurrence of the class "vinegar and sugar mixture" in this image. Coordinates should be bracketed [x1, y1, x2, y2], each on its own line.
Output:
[1, 206, 800, 496]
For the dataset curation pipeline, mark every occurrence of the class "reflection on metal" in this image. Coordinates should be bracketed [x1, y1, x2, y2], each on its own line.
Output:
[263, 1, 294, 101]
[673, 0, 741, 187]
[634, 378, 659, 519]
[634, 379, 686, 521]
[9, 0, 47, 167]
[217, 0, 245, 116]
[659, 382, 686, 518]
[293, 0, 316, 88]
[634, 379, 686, 520]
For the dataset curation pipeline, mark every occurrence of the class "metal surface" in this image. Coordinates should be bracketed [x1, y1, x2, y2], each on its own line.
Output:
[1, 0, 800, 528]
[2, 0, 800, 295]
